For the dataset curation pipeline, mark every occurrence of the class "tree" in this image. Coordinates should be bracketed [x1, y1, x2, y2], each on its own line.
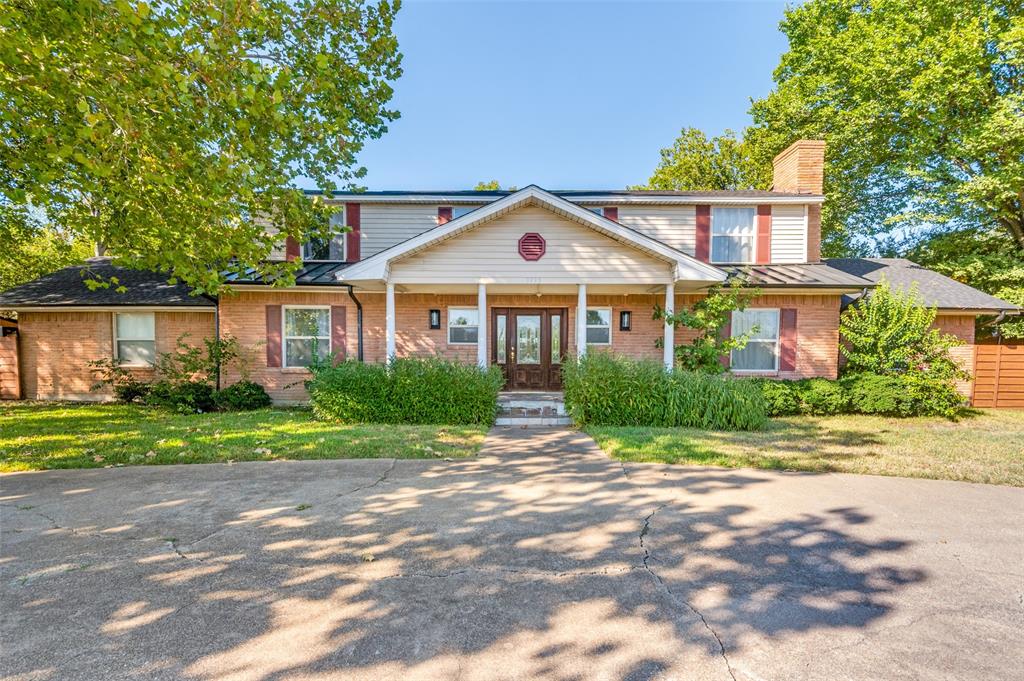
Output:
[839, 279, 967, 379]
[653, 281, 760, 373]
[634, 128, 769, 191]
[0, 0, 403, 294]
[0, 208, 93, 295]
[746, 0, 1024, 254]
[473, 180, 501, 191]
[904, 227, 1024, 339]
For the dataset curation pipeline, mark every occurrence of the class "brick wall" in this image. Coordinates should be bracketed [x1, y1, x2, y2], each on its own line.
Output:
[17, 310, 214, 400]
[0, 334, 19, 399]
[772, 140, 826, 195]
[934, 314, 977, 398]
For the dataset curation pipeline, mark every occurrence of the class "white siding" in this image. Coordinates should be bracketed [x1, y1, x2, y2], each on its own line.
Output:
[770, 204, 808, 263]
[617, 206, 696, 255]
[359, 205, 441, 258]
[390, 205, 672, 284]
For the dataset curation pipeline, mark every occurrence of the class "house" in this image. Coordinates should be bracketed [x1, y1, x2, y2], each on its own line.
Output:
[0, 140, 1017, 403]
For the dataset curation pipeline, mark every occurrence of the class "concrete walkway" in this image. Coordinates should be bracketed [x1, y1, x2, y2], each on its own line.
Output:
[2, 426, 1022, 680]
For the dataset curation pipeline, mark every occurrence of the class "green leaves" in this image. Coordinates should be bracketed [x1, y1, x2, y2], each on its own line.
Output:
[1, 0, 403, 294]
[635, 128, 769, 192]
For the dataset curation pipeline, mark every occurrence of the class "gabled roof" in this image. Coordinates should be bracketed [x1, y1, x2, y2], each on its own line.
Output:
[720, 263, 873, 289]
[305, 188, 823, 205]
[336, 185, 728, 284]
[0, 258, 215, 309]
[827, 258, 1019, 313]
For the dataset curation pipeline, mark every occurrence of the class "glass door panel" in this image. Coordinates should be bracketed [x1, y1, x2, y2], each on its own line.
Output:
[550, 314, 561, 364]
[516, 315, 541, 365]
[495, 314, 507, 364]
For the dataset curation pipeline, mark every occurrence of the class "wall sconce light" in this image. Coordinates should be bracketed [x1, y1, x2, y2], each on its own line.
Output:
[619, 310, 632, 331]
[429, 309, 441, 329]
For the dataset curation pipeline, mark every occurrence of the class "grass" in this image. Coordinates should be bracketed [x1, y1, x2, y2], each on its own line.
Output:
[588, 410, 1024, 487]
[0, 402, 489, 472]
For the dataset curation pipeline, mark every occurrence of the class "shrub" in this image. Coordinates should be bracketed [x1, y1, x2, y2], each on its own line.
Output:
[842, 373, 964, 418]
[143, 380, 217, 413]
[800, 378, 849, 415]
[562, 353, 767, 430]
[88, 357, 151, 403]
[214, 381, 272, 411]
[307, 357, 504, 425]
[755, 379, 803, 416]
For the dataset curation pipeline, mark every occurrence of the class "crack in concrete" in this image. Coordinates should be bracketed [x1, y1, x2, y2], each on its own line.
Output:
[339, 459, 398, 497]
[639, 503, 737, 681]
[336, 564, 642, 583]
[166, 538, 201, 562]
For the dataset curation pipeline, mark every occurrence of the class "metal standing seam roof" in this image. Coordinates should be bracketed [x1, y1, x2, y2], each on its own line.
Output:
[221, 261, 352, 286]
[826, 258, 1020, 312]
[719, 263, 874, 288]
[302, 188, 822, 200]
[0, 258, 215, 308]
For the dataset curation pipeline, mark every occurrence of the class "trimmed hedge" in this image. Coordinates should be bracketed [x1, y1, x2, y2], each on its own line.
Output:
[562, 354, 767, 431]
[307, 357, 504, 425]
[753, 373, 965, 419]
[214, 380, 273, 411]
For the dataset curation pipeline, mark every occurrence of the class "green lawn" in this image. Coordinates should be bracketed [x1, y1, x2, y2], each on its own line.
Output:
[0, 403, 488, 472]
[588, 410, 1024, 486]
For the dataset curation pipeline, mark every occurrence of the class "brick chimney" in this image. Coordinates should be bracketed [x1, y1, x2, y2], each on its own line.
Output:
[772, 140, 825, 195]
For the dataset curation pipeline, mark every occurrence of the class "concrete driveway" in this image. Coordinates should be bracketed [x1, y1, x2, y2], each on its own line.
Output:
[2, 427, 1022, 681]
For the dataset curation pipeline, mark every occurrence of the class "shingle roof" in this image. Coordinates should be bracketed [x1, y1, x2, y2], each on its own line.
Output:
[826, 258, 1019, 312]
[720, 263, 873, 289]
[222, 261, 352, 286]
[0, 258, 215, 308]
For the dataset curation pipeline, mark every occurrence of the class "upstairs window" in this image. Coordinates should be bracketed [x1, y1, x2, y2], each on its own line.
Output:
[452, 206, 476, 219]
[730, 309, 779, 372]
[448, 308, 479, 344]
[587, 207, 606, 217]
[302, 209, 347, 261]
[115, 313, 155, 366]
[711, 207, 756, 263]
[284, 307, 331, 367]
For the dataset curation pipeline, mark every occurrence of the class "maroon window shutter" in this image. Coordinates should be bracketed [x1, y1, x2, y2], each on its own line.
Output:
[266, 305, 282, 367]
[345, 203, 361, 262]
[780, 308, 798, 371]
[695, 205, 711, 262]
[437, 206, 452, 225]
[285, 237, 300, 262]
[603, 206, 618, 222]
[330, 305, 347, 364]
[756, 205, 772, 264]
[719, 313, 732, 369]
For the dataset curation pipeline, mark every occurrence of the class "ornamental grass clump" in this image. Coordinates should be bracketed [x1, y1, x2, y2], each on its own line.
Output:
[307, 357, 503, 425]
[562, 353, 767, 431]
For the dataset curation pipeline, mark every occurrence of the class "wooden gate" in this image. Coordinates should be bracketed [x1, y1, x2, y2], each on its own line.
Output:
[973, 344, 1024, 408]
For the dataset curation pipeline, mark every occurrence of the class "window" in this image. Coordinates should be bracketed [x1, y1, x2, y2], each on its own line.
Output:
[448, 308, 479, 344]
[452, 206, 476, 219]
[587, 207, 605, 217]
[585, 308, 611, 345]
[551, 314, 562, 363]
[302, 210, 346, 260]
[711, 207, 756, 263]
[730, 309, 780, 372]
[115, 313, 156, 366]
[284, 307, 331, 367]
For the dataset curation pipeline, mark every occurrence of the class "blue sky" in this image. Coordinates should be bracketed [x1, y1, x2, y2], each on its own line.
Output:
[352, 0, 790, 190]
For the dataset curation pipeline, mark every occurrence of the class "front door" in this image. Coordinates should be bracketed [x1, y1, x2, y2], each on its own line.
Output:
[492, 308, 567, 390]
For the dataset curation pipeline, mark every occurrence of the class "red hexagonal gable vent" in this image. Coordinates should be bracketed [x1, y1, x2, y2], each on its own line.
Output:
[518, 233, 546, 261]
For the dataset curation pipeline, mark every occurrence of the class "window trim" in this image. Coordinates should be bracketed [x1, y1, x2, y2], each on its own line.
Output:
[113, 312, 156, 367]
[729, 308, 780, 373]
[282, 305, 332, 368]
[302, 207, 347, 261]
[451, 206, 477, 220]
[710, 206, 757, 265]
[585, 307, 613, 346]
[447, 307, 480, 345]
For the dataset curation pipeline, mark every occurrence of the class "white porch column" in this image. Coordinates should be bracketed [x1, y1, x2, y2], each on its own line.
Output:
[663, 283, 675, 370]
[477, 283, 488, 368]
[385, 281, 396, 363]
[576, 283, 588, 359]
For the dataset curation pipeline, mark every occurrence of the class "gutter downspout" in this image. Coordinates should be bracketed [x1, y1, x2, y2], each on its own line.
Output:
[345, 285, 364, 361]
[207, 294, 221, 390]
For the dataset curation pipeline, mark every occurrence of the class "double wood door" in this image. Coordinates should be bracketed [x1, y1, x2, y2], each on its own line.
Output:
[491, 308, 568, 390]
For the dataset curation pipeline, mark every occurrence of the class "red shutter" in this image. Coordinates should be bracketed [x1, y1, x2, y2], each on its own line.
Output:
[603, 206, 618, 222]
[266, 305, 282, 367]
[779, 308, 798, 372]
[330, 305, 347, 364]
[695, 205, 711, 262]
[437, 207, 453, 225]
[345, 203, 361, 262]
[285, 237, 300, 261]
[719, 313, 732, 369]
[756, 204, 772, 264]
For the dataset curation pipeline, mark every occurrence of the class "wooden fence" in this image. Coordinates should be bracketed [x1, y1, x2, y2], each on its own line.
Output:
[973, 344, 1024, 408]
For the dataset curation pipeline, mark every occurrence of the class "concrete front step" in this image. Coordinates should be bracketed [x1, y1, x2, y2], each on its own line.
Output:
[494, 415, 573, 427]
[497, 392, 567, 416]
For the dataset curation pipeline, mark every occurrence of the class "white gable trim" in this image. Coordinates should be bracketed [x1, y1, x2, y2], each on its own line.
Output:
[336, 185, 727, 284]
